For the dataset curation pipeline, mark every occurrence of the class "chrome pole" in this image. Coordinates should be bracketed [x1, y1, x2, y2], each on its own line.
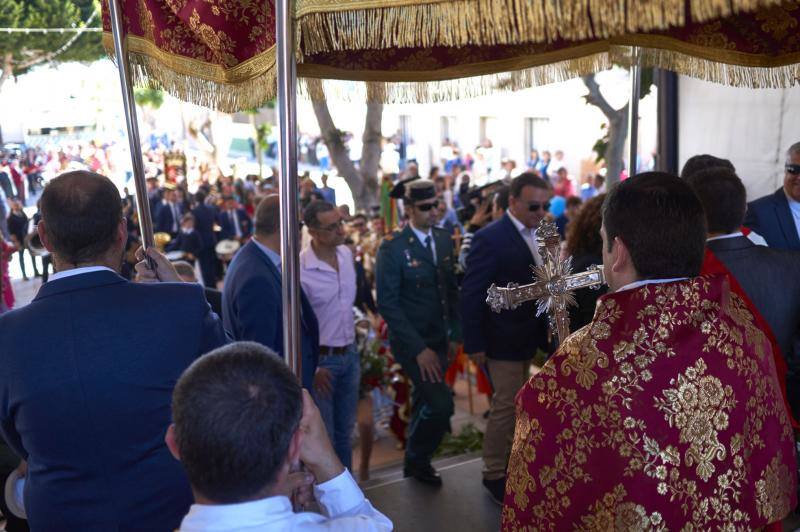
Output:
[108, 0, 154, 253]
[276, 0, 302, 379]
[627, 46, 642, 178]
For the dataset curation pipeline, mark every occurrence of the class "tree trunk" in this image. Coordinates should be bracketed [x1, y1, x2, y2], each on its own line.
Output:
[309, 80, 384, 210]
[583, 74, 628, 188]
[357, 102, 384, 210]
[0, 53, 13, 93]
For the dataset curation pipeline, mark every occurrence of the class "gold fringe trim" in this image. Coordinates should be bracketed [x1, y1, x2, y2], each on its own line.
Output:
[298, 46, 799, 105]
[127, 52, 277, 112]
[617, 46, 800, 88]
[297, 0, 785, 56]
[102, 32, 277, 112]
[298, 52, 612, 103]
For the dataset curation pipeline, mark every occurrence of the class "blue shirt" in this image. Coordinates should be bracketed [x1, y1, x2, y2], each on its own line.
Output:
[252, 238, 281, 269]
[788, 193, 800, 241]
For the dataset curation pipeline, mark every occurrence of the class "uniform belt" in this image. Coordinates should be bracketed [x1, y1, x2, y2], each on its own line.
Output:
[320, 345, 349, 356]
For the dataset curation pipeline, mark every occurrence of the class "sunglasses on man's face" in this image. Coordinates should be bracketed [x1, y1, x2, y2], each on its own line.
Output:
[415, 200, 440, 212]
[526, 201, 551, 212]
[786, 164, 800, 175]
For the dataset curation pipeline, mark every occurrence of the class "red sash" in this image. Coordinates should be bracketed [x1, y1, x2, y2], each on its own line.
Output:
[702, 248, 798, 429]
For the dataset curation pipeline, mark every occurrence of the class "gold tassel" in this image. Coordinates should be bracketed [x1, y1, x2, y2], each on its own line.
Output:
[298, 52, 612, 104]
[612, 45, 800, 89]
[297, 0, 782, 56]
[127, 52, 277, 112]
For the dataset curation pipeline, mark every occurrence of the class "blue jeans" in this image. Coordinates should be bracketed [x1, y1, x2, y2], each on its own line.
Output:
[312, 345, 360, 471]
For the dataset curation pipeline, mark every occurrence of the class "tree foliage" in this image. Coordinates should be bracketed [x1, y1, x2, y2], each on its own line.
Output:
[0, 0, 104, 89]
[134, 87, 164, 110]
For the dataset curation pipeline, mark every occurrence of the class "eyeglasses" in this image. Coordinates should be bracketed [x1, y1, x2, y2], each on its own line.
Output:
[315, 219, 345, 232]
[786, 164, 800, 175]
[526, 201, 551, 212]
[415, 200, 440, 212]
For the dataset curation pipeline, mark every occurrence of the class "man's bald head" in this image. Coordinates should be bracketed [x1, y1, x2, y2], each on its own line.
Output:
[254, 194, 280, 237]
[40, 170, 123, 264]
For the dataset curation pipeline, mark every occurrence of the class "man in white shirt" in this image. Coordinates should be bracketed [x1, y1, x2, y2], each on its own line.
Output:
[167, 342, 393, 532]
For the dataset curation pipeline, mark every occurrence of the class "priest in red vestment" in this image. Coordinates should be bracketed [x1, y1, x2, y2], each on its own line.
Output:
[503, 173, 797, 531]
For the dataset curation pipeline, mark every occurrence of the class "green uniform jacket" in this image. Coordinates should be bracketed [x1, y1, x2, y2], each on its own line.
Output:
[376, 225, 461, 364]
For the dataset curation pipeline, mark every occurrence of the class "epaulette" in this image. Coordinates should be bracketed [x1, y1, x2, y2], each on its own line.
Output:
[383, 230, 402, 242]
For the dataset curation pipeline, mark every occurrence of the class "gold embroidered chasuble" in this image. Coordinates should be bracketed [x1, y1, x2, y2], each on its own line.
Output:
[502, 276, 797, 531]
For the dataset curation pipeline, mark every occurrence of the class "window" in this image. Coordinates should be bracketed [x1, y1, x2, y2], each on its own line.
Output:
[479, 116, 498, 144]
[440, 116, 457, 143]
[524, 117, 550, 155]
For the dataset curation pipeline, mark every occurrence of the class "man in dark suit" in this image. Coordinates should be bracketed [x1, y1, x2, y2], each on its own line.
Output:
[687, 167, 800, 417]
[166, 213, 203, 261]
[191, 190, 219, 288]
[376, 180, 461, 486]
[222, 194, 319, 389]
[460, 173, 551, 503]
[217, 195, 253, 242]
[744, 142, 800, 250]
[0, 170, 229, 531]
[155, 187, 184, 238]
[146, 176, 162, 221]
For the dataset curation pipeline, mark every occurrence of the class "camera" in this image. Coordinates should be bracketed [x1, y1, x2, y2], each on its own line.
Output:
[456, 182, 503, 225]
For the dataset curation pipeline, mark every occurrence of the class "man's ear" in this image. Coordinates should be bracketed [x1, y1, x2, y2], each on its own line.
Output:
[288, 427, 302, 466]
[611, 236, 630, 273]
[118, 218, 128, 245]
[37, 222, 53, 252]
[165, 424, 181, 461]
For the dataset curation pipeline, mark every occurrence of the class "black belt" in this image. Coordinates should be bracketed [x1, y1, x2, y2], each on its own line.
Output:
[320, 345, 349, 356]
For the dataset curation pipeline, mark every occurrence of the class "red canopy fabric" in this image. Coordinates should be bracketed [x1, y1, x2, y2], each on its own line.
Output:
[102, 0, 800, 111]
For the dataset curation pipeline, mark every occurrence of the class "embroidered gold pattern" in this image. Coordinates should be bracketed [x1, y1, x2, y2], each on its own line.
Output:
[655, 358, 735, 482]
[577, 484, 667, 532]
[504, 278, 796, 530]
[755, 454, 793, 523]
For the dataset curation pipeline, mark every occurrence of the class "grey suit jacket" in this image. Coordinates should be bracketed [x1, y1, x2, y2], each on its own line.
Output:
[708, 236, 800, 412]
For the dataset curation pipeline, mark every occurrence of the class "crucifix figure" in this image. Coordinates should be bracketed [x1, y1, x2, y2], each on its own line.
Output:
[486, 219, 606, 345]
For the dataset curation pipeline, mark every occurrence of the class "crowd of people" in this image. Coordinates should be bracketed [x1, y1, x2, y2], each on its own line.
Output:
[0, 135, 798, 531]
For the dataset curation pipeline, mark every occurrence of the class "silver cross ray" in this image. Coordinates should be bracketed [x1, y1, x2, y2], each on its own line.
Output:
[486, 219, 606, 345]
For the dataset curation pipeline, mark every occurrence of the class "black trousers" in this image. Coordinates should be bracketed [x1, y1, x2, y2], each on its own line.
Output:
[16, 248, 39, 279]
[197, 247, 218, 288]
[401, 350, 453, 467]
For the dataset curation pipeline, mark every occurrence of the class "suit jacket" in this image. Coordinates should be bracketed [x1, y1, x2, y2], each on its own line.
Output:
[204, 286, 223, 316]
[707, 235, 800, 386]
[192, 202, 218, 250]
[222, 240, 319, 388]
[0, 270, 229, 531]
[376, 225, 461, 363]
[167, 230, 203, 258]
[217, 208, 253, 241]
[744, 188, 800, 250]
[461, 214, 549, 361]
[155, 201, 183, 236]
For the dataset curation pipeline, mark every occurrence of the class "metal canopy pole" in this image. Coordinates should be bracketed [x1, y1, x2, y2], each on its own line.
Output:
[276, 0, 302, 379]
[107, 0, 154, 253]
[627, 47, 642, 178]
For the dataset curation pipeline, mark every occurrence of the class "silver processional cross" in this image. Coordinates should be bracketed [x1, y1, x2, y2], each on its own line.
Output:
[485, 219, 606, 345]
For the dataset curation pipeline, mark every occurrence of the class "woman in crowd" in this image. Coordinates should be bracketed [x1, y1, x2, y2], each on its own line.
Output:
[564, 193, 607, 332]
[0, 232, 16, 313]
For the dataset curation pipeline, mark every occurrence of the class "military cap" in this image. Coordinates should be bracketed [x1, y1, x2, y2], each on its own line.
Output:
[404, 179, 436, 202]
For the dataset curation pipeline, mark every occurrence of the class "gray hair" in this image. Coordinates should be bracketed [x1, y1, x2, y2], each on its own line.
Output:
[787, 142, 800, 161]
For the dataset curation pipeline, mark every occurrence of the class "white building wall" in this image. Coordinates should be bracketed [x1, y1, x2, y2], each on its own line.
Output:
[678, 76, 799, 202]
[297, 68, 658, 183]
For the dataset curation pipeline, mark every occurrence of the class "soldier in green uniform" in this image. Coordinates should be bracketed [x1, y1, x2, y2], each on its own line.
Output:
[376, 179, 461, 486]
